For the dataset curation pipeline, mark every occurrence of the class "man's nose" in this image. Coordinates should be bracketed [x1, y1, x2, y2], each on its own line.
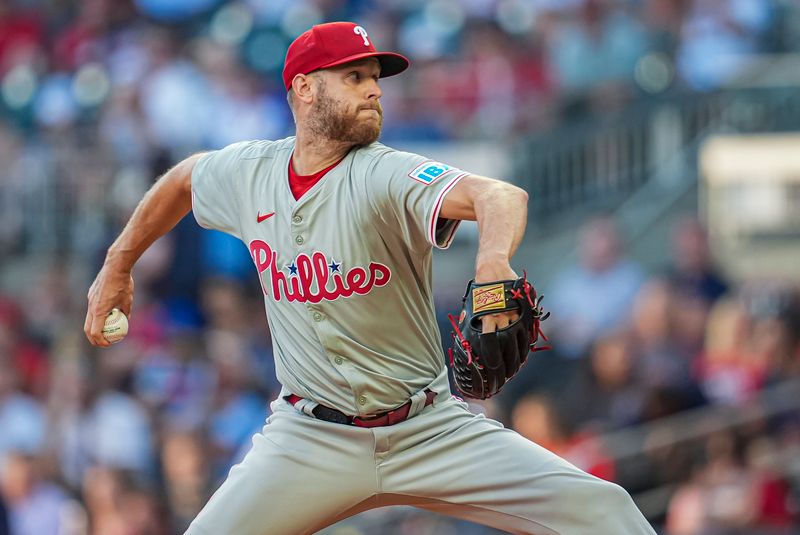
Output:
[365, 78, 382, 100]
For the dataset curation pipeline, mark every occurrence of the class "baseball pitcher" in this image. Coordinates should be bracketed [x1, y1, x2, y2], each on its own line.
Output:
[85, 21, 656, 535]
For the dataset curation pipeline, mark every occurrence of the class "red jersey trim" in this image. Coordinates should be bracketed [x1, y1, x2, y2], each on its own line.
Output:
[288, 155, 346, 200]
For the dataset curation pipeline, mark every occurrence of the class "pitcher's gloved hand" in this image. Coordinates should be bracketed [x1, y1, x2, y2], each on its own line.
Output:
[448, 274, 550, 399]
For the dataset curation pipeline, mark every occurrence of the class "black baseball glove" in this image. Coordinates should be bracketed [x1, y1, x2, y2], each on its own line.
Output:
[447, 273, 550, 400]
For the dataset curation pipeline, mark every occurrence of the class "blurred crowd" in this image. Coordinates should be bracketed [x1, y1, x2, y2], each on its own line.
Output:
[2, 0, 800, 534]
[2, 0, 800, 260]
[0, 0, 799, 148]
[2, 210, 799, 535]
[494, 215, 800, 535]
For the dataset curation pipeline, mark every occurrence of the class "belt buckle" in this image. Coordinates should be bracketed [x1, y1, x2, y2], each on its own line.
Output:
[314, 405, 351, 425]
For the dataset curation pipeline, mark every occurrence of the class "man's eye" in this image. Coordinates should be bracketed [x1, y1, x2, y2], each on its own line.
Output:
[349, 72, 360, 80]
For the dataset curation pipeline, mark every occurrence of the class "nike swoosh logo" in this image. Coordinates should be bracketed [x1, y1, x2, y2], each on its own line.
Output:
[257, 211, 275, 223]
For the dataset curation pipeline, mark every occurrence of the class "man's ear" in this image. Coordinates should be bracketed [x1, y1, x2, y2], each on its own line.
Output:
[292, 73, 316, 105]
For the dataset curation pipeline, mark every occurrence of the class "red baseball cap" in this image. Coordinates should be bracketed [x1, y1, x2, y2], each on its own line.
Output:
[283, 22, 410, 91]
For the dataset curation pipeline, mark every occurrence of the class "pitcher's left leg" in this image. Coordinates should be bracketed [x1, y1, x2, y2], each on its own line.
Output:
[382, 399, 656, 535]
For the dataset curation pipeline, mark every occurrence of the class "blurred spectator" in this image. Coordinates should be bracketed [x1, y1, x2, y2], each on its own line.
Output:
[663, 429, 798, 535]
[741, 283, 800, 383]
[547, 216, 646, 359]
[629, 278, 708, 421]
[559, 331, 647, 433]
[631, 278, 693, 389]
[81, 465, 167, 535]
[642, 0, 691, 57]
[81, 465, 127, 535]
[205, 330, 268, 478]
[199, 278, 249, 334]
[0, 495, 8, 535]
[133, 332, 214, 433]
[694, 297, 766, 405]
[116, 484, 169, 535]
[87, 352, 156, 476]
[193, 38, 289, 148]
[745, 437, 798, 529]
[665, 462, 707, 535]
[98, 87, 155, 169]
[512, 394, 615, 481]
[0, 294, 49, 398]
[200, 277, 280, 395]
[668, 217, 728, 304]
[630, 277, 708, 413]
[0, 355, 45, 466]
[137, 28, 214, 157]
[47, 345, 157, 486]
[0, 3, 45, 75]
[754, 313, 800, 383]
[677, 0, 774, 90]
[160, 431, 209, 532]
[546, 0, 648, 97]
[0, 451, 79, 535]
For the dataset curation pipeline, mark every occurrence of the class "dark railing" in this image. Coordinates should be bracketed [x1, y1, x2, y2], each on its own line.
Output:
[513, 88, 800, 219]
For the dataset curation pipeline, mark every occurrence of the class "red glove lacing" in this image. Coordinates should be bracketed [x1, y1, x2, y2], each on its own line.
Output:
[447, 313, 473, 365]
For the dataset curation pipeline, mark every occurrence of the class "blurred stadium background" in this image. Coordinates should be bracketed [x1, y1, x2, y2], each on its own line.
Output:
[1, 0, 800, 534]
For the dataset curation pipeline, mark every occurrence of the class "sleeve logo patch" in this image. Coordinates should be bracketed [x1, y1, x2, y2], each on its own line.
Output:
[408, 161, 457, 185]
[472, 284, 506, 313]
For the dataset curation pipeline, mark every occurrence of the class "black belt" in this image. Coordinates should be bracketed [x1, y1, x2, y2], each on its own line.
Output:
[285, 389, 436, 427]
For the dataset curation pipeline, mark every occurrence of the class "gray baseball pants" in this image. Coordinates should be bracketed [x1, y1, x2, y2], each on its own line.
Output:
[186, 394, 656, 535]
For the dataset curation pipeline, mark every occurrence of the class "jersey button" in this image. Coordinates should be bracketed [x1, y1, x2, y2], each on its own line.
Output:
[292, 215, 302, 224]
[358, 396, 368, 406]
[334, 356, 343, 365]
[312, 312, 323, 322]
[295, 235, 304, 245]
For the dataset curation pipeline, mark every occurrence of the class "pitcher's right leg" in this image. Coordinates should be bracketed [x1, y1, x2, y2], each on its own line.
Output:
[185, 402, 377, 535]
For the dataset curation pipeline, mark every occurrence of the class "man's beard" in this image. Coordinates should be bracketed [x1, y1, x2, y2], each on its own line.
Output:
[307, 84, 382, 146]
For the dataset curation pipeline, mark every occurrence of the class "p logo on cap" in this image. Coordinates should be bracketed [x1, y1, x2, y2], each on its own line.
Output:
[282, 21, 410, 91]
[353, 26, 370, 46]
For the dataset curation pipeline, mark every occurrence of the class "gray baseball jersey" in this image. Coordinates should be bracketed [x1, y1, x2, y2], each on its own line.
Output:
[187, 138, 658, 535]
[191, 137, 467, 416]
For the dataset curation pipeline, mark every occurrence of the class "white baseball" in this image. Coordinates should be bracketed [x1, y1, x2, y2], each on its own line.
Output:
[102, 308, 129, 343]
